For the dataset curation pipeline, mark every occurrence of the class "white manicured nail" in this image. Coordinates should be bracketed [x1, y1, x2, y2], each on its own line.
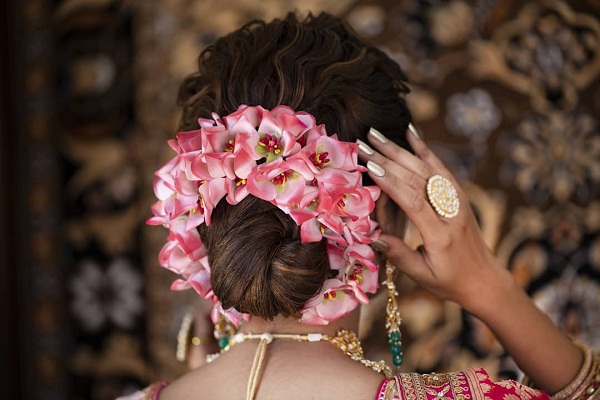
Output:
[367, 160, 385, 177]
[408, 123, 421, 139]
[368, 127, 388, 143]
[370, 239, 389, 252]
[356, 139, 375, 155]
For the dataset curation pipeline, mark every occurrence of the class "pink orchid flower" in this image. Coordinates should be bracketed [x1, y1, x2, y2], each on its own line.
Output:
[188, 262, 213, 298]
[210, 300, 251, 327]
[174, 129, 202, 153]
[169, 255, 211, 297]
[299, 214, 347, 245]
[147, 156, 200, 226]
[344, 217, 381, 245]
[220, 105, 262, 129]
[300, 279, 359, 324]
[332, 187, 377, 221]
[294, 135, 360, 174]
[271, 106, 315, 136]
[197, 178, 228, 226]
[345, 244, 379, 296]
[166, 218, 205, 260]
[246, 158, 308, 206]
[158, 240, 203, 275]
[326, 243, 347, 274]
[149, 105, 382, 326]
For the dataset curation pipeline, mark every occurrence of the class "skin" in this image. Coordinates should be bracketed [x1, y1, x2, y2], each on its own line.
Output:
[162, 311, 383, 400]
[173, 127, 584, 398]
[358, 128, 583, 394]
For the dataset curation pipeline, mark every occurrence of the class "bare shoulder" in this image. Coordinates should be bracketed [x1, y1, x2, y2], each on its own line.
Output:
[160, 346, 254, 400]
[159, 343, 384, 400]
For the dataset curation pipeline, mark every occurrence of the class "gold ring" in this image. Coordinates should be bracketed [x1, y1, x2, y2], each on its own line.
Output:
[426, 175, 459, 218]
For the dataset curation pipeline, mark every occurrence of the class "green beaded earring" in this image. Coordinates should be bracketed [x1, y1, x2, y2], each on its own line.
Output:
[384, 261, 404, 366]
[213, 315, 237, 351]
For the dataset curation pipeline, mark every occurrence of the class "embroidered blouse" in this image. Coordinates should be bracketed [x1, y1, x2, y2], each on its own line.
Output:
[376, 369, 550, 400]
[116, 368, 550, 400]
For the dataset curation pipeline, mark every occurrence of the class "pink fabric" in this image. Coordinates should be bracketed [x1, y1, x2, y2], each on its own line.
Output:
[116, 369, 551, 399]
[375, 368, 550, 400]
[115, 381, 168, 400]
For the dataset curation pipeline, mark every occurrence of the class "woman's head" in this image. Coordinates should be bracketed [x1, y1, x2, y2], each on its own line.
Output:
[174, 12, 412, 322]
[178, 12, 411, 145]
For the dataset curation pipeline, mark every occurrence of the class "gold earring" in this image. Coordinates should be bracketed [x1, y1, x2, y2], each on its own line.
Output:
[213, 314, 237, 351]
[384, 260, 403, 366]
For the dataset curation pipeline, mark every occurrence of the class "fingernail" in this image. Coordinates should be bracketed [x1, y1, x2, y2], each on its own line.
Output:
[366, 160, 385, 177]
[370, 239, 389, 252]
[356, 139, 374, 155]
[408, 123, 421, 139]
[368, 127, 388, 143]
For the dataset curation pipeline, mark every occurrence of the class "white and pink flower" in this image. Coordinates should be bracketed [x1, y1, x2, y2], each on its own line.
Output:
[148, 105, 381, 326]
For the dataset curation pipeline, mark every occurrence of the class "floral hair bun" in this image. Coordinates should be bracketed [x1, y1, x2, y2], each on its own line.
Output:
[148, 105, 381, 326]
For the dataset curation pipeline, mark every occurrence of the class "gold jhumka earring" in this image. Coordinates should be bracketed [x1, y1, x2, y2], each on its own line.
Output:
[213, 314, 238, 350]
[384, 260, 404, 366]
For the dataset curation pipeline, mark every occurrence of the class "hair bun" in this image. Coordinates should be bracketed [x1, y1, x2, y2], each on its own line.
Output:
[199, 196, 329, 320]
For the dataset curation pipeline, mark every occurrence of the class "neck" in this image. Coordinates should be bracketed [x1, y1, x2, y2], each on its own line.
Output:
[240, 309, 361, 336]
[228, 308, 392, 379]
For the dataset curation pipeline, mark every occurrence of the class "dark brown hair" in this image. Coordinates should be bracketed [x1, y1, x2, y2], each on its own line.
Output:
[179, 12, 412, 320]
[198, 198, 329, 319]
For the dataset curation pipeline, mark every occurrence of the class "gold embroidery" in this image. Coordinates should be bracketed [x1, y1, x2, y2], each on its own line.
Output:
[387, 370, 544, 400]
[423, 373, 450, 387]
[386, 378, 398, 400]
[411, 373, 430, 400]
[448, 371, 470, 400]
[399, 373, 418, 400]
[392, 372, 473, 400]
[465, 369, 489, 400]
[393, 376, 401, 400]
[425, 384, 452, 399]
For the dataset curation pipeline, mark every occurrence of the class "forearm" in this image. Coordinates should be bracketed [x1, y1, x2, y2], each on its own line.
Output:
[465, 266, 583, 394]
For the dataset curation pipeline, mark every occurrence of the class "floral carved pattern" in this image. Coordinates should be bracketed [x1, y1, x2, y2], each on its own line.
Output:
[499, 110, 600, 206]
[470, 1, 600, 112]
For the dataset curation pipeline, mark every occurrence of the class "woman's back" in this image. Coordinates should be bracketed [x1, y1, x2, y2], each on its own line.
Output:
[160, 341, 383, 400]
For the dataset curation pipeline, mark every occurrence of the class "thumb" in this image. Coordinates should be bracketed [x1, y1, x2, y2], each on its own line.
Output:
[376, 233, 430, 283]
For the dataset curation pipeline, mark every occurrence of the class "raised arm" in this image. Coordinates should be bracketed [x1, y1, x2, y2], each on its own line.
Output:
[357, 127, 587, 396]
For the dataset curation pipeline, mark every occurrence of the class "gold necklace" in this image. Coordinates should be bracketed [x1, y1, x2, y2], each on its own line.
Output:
[208, 328, 391, 400]
[231, 329, 391, 376]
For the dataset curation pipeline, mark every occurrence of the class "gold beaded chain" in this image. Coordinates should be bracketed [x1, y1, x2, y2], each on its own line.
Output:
[208, 317, 392, 400]
[208, 328, 392, 377]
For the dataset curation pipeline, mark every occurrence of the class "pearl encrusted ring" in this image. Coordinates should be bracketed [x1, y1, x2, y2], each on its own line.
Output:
[426, 175, 460, 218]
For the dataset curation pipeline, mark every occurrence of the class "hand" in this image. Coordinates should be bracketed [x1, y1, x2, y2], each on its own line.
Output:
[358, 127, 584, 394]
[357, 127, 512, 315]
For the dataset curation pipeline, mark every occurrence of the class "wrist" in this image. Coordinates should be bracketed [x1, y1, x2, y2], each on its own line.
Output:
[460, 260, 518, 322]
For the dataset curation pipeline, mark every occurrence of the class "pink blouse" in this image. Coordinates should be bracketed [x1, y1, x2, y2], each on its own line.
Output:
[376, 368, 550, 400]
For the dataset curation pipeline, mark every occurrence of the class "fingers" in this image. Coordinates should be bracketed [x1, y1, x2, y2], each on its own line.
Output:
[365, 160, 441, 236]
[404, 128, 471, 221]
[374, 233, 433, 284]
[358, 125, 476, 251]
[405, 129, 455, 184]
[357, 138, 441, 238]
[374, 192, 405, 238]
[368, 128, 435, 180]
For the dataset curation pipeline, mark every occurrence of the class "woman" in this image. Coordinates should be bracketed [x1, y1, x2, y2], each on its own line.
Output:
[125, 12, 598, 400]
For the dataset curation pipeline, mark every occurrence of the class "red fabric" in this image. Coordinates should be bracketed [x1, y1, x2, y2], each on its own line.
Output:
[375, 368, 550, 400]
